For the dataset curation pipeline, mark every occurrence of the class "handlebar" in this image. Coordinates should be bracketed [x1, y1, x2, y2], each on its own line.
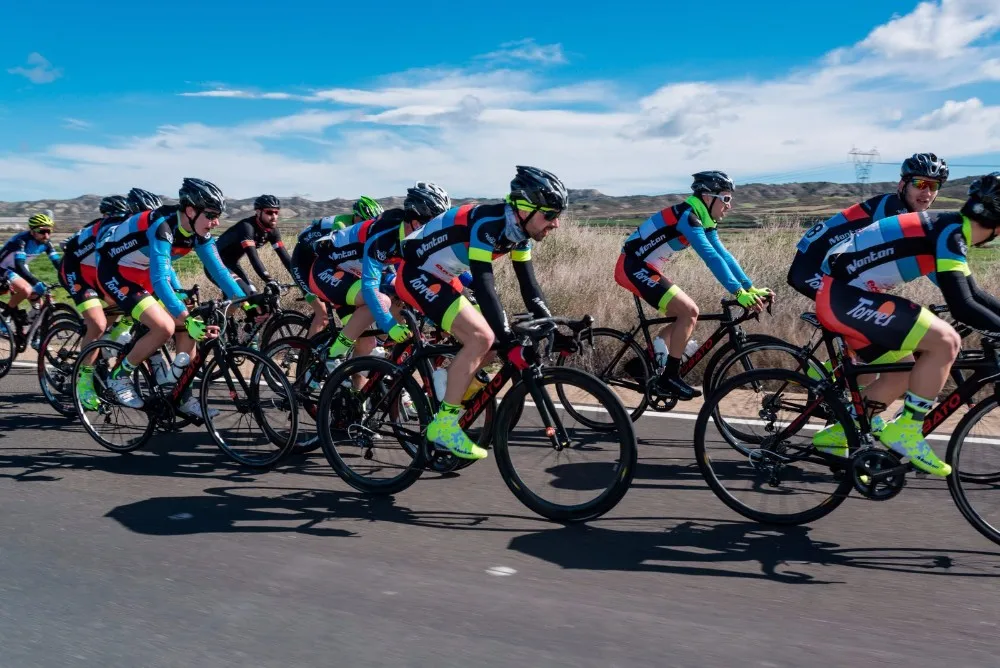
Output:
[188, 282, 280, 325]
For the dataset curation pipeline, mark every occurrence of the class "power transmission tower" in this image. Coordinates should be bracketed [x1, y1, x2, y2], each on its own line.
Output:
[849, 146, 880, 198]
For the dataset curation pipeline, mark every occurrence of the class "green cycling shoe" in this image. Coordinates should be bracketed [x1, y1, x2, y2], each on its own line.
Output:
[427, 414, 487, 460]
[76, 366, 100, 412]
[876, 415, 951, 477]
[813, 415, 886, 457]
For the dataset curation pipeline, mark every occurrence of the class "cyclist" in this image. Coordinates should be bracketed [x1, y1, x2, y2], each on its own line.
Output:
[291, 196, 383, 337]
[58, 195, 132, 409]
[313, 182, 451, 377]
[0, 213, 62, 328]
[396, 166, 566, 460]
[613, 171, 769, 400]
[789, 152, 950, 299]
[814, 173, 1000, 477]
[211, 194, 293, 294]
[95, 178, 248, 416]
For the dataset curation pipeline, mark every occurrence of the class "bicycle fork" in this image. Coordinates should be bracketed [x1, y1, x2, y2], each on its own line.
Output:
[523, 369, 572, 451]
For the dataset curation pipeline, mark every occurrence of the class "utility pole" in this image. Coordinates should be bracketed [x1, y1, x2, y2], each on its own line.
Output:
[849, 146, 880, 198]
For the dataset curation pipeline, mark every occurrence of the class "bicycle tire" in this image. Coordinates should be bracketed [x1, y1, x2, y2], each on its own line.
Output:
[555, 327, 651, 426]
[702, 333, 825, 395]
[694, 367, 854, 525]
[261, 335, 321, 454]
[493, 366, 637, 522]
[37, 318, 85, 416]
[316, 355, 430, 495]
[261, 310, 311, 348]
[0, 313, 16, 380]
[947, 397, 1000, 546]
[202, 346, 299, 469]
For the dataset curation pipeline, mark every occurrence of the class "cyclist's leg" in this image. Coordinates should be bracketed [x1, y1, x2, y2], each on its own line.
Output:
[396, 262, 486, 459]
[4, 273, 31, 311]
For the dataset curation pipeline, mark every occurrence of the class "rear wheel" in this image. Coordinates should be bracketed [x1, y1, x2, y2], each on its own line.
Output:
[37, 318, 85, 416]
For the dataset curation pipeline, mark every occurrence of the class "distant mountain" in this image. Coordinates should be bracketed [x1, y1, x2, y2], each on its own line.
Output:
[0, 177, 979, 228]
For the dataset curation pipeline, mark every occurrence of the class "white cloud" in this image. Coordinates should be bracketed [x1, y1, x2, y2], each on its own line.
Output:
[62, 118, 92, 130]
[4, 0, 1000, 200]
[7, 52, 62, 84]
[478, 39, 568, 65]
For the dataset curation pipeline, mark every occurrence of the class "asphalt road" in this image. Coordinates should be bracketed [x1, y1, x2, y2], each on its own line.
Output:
[1, 365, 1000, 667]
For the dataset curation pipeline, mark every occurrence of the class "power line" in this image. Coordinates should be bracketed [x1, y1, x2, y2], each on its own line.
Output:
[849, 146, 880, 198]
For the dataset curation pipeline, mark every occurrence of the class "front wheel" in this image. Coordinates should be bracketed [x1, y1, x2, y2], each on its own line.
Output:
[947, 397, 1000, 546]
[493, 366, 637, 522]
[37, 318, 85, 416]
[0, 313, 17, 379]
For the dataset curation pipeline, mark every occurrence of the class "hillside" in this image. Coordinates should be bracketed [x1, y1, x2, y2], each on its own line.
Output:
[0, 177, 979, 228]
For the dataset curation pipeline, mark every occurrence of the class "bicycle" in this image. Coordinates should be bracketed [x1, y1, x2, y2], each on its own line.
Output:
[557, 294, 816, 427]
[0, 283, 79, 380]
[693, 322, 1000, 546]
[315, 310, 638, 523]
[71, 284, 299, 469]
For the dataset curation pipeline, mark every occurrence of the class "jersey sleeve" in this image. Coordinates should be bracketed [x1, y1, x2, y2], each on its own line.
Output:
[147, 220, 187, 318]
[196, 236, 247, 301]
[270, 229, 293, 274]
[468, 218, 502, 263]
[45, 240, 61, 266]
[676, 212, 744, 293]
[361, 226, 398, 333]
[705, 228, 753, 289]
[935, 223, 971, 276]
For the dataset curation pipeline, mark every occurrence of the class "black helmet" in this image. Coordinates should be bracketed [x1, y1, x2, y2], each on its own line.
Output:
[127, 188, 162, 213]
[691, 171, 735, 194]
[100, 195, 131, 216]
[901, 153, 949, 181]
[178, 177, 226, 213]
[963, 172, 1000, 226]
[510, 165, 568, 211]
[403, 182, 451, 221]
[254, 194, 280, 210]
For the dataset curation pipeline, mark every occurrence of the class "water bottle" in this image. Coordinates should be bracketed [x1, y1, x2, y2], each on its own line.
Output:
[432, 367, 448, 401]
[169, 353, 191, 383]
[652, 337, 669, 371]
[115, 330, 133, 347]
[149, 353, 171, 385]
[25, 304, 40, 324]
[682, 339, 699, 362]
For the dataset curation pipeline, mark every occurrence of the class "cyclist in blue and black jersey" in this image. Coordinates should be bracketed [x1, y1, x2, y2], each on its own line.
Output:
[813, 173, 1000, 477]
[614, 171, 770, 400]
[211, 194, 293, 295]
[291, 196, 383, 337]
[396, 166, 566, 460]
[0, 212, 62, 326]
[788, 152, 950, 299]
[94, 178, 250, 415]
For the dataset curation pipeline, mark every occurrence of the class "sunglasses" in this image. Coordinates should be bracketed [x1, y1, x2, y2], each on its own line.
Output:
[33, 228, 52, 235]
[201, 210, 222, 221]
[707, 193, 733, 205]
[537, 207, 561, 222]
[261, 209, 280, 216]
[910, 178, 941, 192]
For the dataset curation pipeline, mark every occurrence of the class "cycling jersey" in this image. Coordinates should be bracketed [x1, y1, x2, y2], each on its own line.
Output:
[788, 193, 909, 299]
[619, 196, 752, 295]
[291, 214, 354, 298]
[60, 215, 128, 310]
[397, 202, 550, 341]
[0, 230, 61, 285]
[817, 211, 1000, 361]
[298, 214, 354, 248]
[360, 209, 409, 333]
[214, 216, 292, 284]
[305, 217, 378, 308]
[96, 206, 245, 319]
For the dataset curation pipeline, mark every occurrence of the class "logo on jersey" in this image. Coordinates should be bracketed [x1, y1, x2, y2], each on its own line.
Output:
[827, 231, 853, 247]
[805, 273, 824, 291]
[415, 235, 447, 258]
[483, 232, 497, 246]
[847, 297, 896, 327]
[317, 268, 344, 287]
[376, 249, 388, 262]
[635, 233, 669, 258]
[73, 241, 96, 259]
[326, 248, 356, 262]
[108, 238, 140, 258]
[408, 274, 441, 303]
[845, 248, 893, 275]
[103, 277, 130, 302]
[632, 267, 661, 289]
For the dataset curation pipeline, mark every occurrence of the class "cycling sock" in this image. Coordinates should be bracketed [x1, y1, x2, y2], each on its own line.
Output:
[328, 332, 355, 359]
[435, 401, 462, 421]
[112, 357, 137, 380]
[901, 391, 933, 420]
[662, 355, 681, 378]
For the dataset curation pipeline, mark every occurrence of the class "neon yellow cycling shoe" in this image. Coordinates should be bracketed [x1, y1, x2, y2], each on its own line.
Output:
[427, 414, 487, 460]
[813, 415, 885, 457]
[877, 415, 951, 477]
[76, 366, 100, 412]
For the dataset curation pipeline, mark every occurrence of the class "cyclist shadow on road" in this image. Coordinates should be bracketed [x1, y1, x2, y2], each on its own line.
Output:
[0, 392, 81, 436]
[506, 519, 1000, 585]
[106, 485, 420, 538]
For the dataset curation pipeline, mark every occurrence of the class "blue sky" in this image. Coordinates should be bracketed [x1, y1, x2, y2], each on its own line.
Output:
[2, 0, 999, 200]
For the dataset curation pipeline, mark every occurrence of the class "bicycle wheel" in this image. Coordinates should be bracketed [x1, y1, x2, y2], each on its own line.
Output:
[316, 356, 430, 494]
[261, 336, 321, 453]
[694, 368, 854, 525]
[261, 310, 311, 348]
[947, 397, 1000, 546]
[37, 318, 85, 416]
[493, 366, 637, 522]
[706, 337, 826, 445]
[72, 340, 156, 453]
[202, 346, 299, 469]
[556, 327, 650, 426]
[0, 313, 16, 380]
